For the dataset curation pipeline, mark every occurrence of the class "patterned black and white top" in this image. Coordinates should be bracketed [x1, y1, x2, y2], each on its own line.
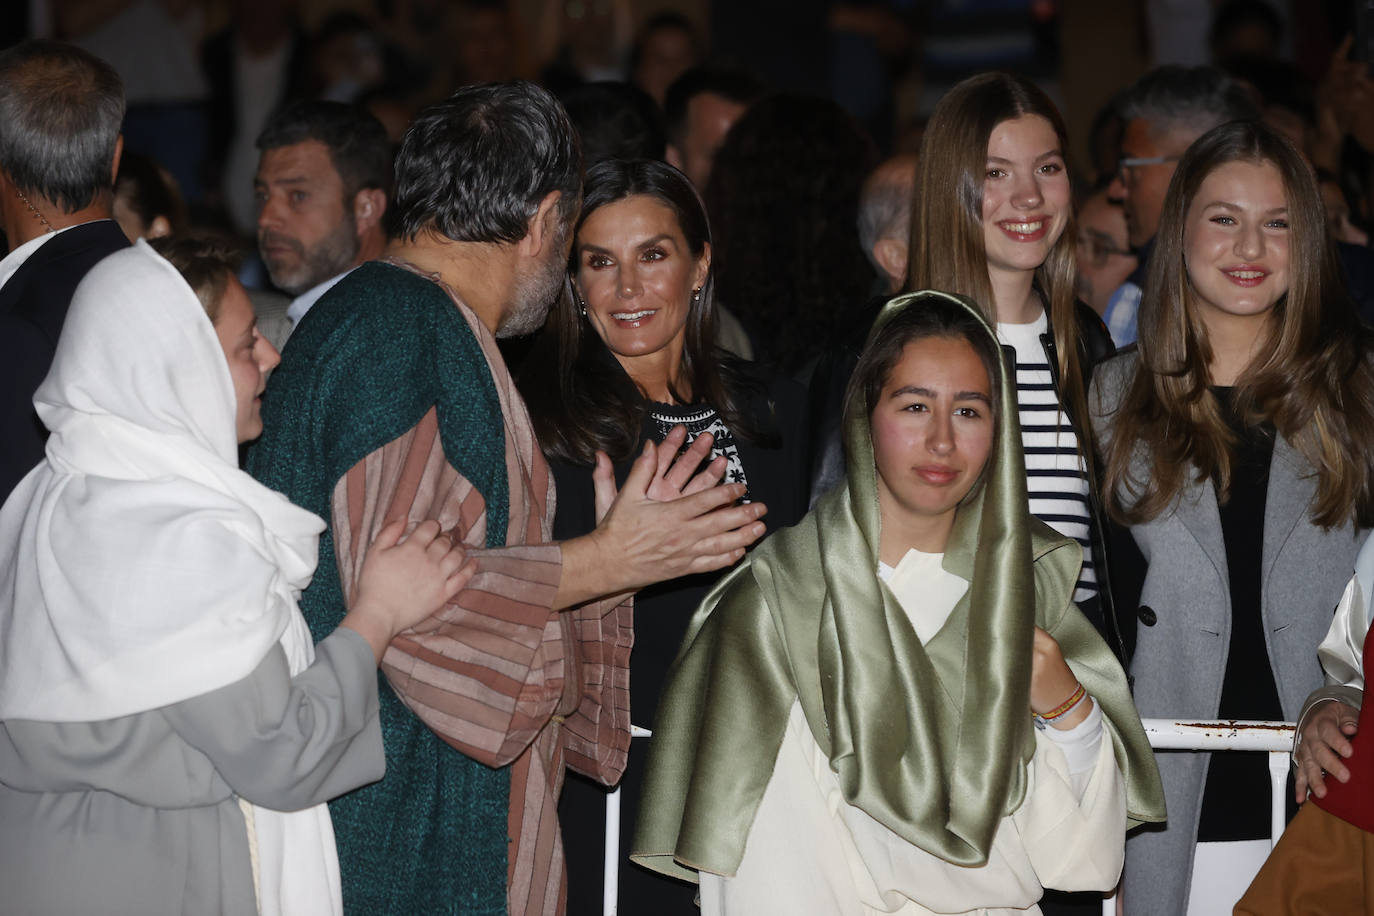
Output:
[650, 402, 751, 500]
[997, 313, 1097, 603]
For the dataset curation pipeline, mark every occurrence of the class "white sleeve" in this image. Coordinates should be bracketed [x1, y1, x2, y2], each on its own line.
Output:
[1318, 574, 1367, 692]
[1014, 717, 1126, 892]
[1041, 698, 1105, 796]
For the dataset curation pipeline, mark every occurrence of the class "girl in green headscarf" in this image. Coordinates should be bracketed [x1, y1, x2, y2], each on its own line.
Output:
[632, 291, 1164, 915]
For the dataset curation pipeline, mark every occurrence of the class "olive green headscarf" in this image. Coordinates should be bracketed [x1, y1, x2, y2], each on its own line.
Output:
[631, 290, 1164, 881]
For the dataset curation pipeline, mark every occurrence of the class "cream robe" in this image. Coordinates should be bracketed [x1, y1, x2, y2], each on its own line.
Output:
[701, 549, 1127, 915]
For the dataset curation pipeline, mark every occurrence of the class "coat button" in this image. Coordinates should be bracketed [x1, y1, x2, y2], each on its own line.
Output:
[1138, 606, 1157, 627]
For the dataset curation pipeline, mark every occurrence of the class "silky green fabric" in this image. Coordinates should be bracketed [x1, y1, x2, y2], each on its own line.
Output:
[631, 290, 1165, 882]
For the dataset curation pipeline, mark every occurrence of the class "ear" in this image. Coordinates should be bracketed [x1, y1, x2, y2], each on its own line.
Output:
[872, 238, 908, 290]
[147, 215, 172, 239]
[666, 144, 685, 171]
[692, 240, 712, 291]
[352, 188, 387, 234]
[519, 190, 565, 258]
[110, 135, 124, 186]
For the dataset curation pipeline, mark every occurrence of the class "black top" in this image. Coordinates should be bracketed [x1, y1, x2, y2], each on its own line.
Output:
[554, 373, 810, 916]
[1196, 387, 1283, 842]
[551, 374, 810, 724]
[0, 220, 130, 500]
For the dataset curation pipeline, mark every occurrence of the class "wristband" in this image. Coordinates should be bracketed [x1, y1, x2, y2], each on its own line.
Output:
[1035, 682, 1086, 722]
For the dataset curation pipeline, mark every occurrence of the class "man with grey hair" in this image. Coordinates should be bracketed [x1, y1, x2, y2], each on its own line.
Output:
[1102, 66, 1257, 345]
[0, 40, 129, 498]
[248, 81, 767, 916]
[857, 152, 918, 294]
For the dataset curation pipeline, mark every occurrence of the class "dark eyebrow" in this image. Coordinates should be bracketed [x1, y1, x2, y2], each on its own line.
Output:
[1202, 200, 1289, 215]
[890, 385, 992, 404]
[986, 149, 1064, 165]
[579, 234, 678, 255]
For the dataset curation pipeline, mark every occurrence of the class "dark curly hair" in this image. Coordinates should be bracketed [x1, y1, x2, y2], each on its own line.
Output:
[705, 94, 878, 373]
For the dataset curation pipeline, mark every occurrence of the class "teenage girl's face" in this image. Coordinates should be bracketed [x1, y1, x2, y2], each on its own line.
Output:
[573, 194, 710, 369]
[871, 335, 994, 555]
[1183, 159, 1291, 332]
[981, 114, 1071, 282]
[213, 277, 281, 443]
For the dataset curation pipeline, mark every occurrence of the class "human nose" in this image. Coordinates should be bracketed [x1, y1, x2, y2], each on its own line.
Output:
[1236, 221, 1265, 260]
[617, 262, 640, 299]
[1012, 172, 1043, 209]
[926, 410, 954, 456]
[1107, 169, 1128, 201]
[257, 333, 281, 373]
[256, 191, 284, 232]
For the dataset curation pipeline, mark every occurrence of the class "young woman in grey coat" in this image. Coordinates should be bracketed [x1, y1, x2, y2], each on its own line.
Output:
[1090, 121, 1374, 914]
[0, 239, 472, 915]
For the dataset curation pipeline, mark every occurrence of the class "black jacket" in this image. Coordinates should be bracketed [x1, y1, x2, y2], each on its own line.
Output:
[550, 372, 810, 916]
[1041, 300, 1124, 662]
[0, 220, 130, 499]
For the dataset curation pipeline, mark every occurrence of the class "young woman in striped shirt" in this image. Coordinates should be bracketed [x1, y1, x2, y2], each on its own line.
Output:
[907, 72, 1120, 660]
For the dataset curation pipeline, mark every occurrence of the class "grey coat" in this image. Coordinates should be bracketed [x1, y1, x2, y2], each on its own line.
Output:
[1090, 352, 1364, 915]
[0, 628, 384, 915]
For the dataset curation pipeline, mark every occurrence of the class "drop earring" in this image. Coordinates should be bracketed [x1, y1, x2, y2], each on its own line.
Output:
[691, 287, 702, 303]
[579, 298, 588, 318]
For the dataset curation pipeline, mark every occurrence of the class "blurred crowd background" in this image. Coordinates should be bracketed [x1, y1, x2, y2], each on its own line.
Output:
[4, 0, 1366, 333]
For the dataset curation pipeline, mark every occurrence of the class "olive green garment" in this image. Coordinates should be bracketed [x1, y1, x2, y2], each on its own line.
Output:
[631, 290, 1165, 883]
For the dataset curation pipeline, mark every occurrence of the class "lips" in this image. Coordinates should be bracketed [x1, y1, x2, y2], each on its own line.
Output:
[915, 465, 960, 485]
[259, 232, 302, 261]
[611, 308, 657, 327]
[997, 218, 1048, 242]
[1223, 265, 1268, 287]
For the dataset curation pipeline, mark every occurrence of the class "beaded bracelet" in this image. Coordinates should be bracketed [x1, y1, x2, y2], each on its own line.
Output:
[1036, 682, 1087, 722]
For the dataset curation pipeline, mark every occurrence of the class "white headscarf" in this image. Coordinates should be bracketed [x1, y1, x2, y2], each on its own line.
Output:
[0, 240, 342, 915]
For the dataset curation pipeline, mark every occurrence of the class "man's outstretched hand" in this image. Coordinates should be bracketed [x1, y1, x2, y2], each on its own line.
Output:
[560, 428, 766, 608]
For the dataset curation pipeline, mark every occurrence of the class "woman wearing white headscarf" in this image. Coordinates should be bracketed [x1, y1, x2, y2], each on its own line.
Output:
[0, 239, 472, 915]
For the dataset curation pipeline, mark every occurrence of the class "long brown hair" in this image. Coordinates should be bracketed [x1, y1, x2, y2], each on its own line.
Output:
[1101, 120, 1374, 529]
[907, 72, 1089, 449]
[519, 158, 767, 465]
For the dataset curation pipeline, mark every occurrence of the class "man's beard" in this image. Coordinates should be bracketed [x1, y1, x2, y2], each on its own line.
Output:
[259, 216, 360, 296]
[497, 229, 569, 339]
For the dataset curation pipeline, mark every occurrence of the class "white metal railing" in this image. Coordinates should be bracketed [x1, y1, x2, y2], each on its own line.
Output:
[600, 719, 1297, 916]
[1099, 718, 1297, 916]
[603, 724, 652, 916]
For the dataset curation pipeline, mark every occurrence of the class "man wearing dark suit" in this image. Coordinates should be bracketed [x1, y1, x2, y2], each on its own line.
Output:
[0, 41, 130, 498]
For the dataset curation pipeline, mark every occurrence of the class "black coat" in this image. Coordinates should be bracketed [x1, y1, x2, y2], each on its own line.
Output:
[0, 220, 130, 499]
[553, 374, 810, 916]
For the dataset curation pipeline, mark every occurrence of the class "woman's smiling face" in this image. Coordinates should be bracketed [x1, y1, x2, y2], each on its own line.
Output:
[573, 194, 710, 368]
[213, 277, 280, 443]
[1183, 158, 1290, 332]
[980, 113, 1071, 282]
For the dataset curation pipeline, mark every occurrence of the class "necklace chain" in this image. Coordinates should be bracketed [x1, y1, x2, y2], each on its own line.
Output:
[15, 187, 55, 234]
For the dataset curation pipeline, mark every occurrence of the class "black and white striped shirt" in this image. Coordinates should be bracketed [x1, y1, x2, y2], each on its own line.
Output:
[998, 313, 1097, 603]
